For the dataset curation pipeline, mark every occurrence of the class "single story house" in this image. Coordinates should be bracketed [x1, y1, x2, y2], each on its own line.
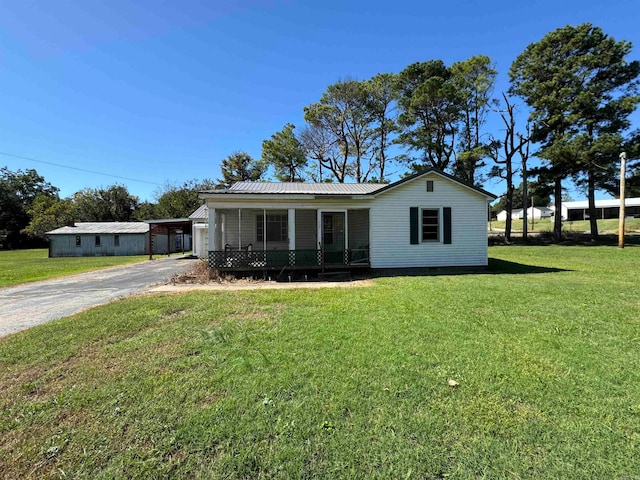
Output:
[46, 222, 192, 258]
[552, 198, 640, 221]
[496, 206, 553, 222]
[198, 169, 497, 272]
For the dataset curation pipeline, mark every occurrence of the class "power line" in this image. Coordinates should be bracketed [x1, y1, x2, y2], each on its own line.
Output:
[0, 151, 163, 186]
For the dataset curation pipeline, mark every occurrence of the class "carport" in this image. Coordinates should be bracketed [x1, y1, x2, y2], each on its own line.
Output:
[145, 218, 193, 259]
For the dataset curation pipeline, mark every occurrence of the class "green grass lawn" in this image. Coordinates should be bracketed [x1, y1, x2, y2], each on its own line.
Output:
[1, 246, 639, 478]
[0, 249, 149, 287]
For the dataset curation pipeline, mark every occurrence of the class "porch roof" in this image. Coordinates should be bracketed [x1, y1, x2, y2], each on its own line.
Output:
[203, 182, 384, 195]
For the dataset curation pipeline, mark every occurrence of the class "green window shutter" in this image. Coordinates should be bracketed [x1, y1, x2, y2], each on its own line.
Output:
[443, 207, 452, 244]
[410, 207, 419, 244]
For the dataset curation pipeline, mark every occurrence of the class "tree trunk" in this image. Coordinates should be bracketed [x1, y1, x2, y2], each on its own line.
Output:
[504, 159, 514, 242]
[522, 157, 528, 240]
[587, 169, 599, 240]
[553, 177, 563, 241]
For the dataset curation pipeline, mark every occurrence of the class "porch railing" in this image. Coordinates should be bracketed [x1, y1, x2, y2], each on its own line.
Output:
[208, 248, 369, 269]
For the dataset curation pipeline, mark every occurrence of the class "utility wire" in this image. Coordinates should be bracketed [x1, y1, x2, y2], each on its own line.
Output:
[0, 151, 163, 186]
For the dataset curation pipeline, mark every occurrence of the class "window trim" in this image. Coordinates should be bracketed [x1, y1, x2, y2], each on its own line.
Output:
[75, 235, 81, 247]
[95, 235, 101, 247]
[114, 234, 120, 247]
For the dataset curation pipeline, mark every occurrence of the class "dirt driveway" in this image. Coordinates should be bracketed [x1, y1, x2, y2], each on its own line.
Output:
[0, 257, 197, 338]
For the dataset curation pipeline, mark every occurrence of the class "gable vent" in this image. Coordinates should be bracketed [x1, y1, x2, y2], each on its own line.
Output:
[426, 180, 434, 192]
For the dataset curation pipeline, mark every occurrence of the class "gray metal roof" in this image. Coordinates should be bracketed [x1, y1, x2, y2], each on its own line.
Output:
[199, 170, 497, 200]
[47, 222, 149, 235]
[224, 181, 385, 195]
[189, 204, 208, 220]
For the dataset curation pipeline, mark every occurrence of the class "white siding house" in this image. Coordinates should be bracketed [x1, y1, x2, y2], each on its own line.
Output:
[199, 169, 496, 271]
[496, 207, 553, 222]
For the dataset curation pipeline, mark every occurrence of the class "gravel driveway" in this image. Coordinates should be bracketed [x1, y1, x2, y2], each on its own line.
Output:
[0, 256, 198, 338]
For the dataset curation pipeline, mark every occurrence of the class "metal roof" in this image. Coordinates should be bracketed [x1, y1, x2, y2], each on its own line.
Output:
[563, 198, 640, 209]
[189, 204, 208, 220]
[47, 222, 149, 235]
[199, 169, 498, 200]
[207, 181, 385, 195]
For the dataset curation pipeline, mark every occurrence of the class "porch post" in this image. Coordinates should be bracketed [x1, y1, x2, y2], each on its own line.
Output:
[288, 208, 296, 266]
[208, 207, 218, 251]
[238, 208, 242, 249]
[288, 209, 296, 250]
[263, 210, 267, 251]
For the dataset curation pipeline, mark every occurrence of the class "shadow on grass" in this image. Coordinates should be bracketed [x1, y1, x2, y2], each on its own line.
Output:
[366, 259, 568, 279]
[486, 258, 568, 275]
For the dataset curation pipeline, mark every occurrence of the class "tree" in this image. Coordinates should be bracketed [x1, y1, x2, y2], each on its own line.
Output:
[450, 55, 497, 185]
[23, 196, 75, 238]
[492, 181, 551, 213]
[488, 94, 530, 241]
[0, 167, 59, 248]
[395, 60, 460, 173]
[153, 179, 217, 219]
[261, 124, 308, 181]
[510, 23, 640, 241]
[218, 151, 265, 188]
[303, 79, 378, 183]
[73, 185, 139, 222]
[365, 73, 399, 182]
[297, 122, 342, 182]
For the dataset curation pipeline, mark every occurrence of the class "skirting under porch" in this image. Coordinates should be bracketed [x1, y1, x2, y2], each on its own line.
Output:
[208, 248, 370, 271]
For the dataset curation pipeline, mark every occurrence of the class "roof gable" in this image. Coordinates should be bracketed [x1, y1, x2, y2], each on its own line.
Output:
[373, 169, 497, 200]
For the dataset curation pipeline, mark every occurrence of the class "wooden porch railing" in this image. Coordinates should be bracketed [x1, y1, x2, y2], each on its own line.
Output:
[208, 249, 369, 269]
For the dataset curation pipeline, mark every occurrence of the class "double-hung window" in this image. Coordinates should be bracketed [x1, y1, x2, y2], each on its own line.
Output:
[256, 214, 288, 242]
[410, 207, 452, 245]
[421, 208, 440, 241]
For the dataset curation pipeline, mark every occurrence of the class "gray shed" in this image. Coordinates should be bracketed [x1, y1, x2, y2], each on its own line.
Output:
[47, 222, 150, 257]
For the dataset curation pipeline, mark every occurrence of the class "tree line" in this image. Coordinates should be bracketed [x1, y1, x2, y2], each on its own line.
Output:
[2, 23, 639, 248]
[221, 23, 640, 242]
[0, 169, 217, 249]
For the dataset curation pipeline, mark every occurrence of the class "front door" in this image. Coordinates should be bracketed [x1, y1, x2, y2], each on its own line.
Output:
[321, 212, 345, 264]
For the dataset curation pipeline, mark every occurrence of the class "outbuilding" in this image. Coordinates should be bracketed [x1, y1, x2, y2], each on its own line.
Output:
[47, 222, 150, 257]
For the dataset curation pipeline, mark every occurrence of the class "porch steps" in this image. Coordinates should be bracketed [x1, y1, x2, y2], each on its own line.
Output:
[318, 270, 352, 282]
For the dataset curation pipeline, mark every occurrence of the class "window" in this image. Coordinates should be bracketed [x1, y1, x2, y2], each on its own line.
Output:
[410, 207, 452, 245]
[75, 235, 81, 247]
[426, 180, 434, 192]
[114, 235, 120, 247]
[421, 208, 439, 241]
[256, 214, 288, 242]
[95, 235, 101, 247]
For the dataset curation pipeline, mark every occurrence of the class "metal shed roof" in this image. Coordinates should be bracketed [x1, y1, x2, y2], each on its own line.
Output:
[189, 204, 208, 220]
[47, 222, 149, 235]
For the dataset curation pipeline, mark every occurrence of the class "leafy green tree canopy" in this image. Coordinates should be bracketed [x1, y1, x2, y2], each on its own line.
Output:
[152, 179, 217, 219]
[0, 167, 59, 248]
[218, 151, 265, 188]
[262, 124, 308, 182]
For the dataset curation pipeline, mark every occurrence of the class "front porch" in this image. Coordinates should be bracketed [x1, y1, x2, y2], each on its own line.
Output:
[207, 207, 370, 271]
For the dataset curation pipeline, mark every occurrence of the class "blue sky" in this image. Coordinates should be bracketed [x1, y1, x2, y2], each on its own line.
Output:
[1, 0, 639, 202]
